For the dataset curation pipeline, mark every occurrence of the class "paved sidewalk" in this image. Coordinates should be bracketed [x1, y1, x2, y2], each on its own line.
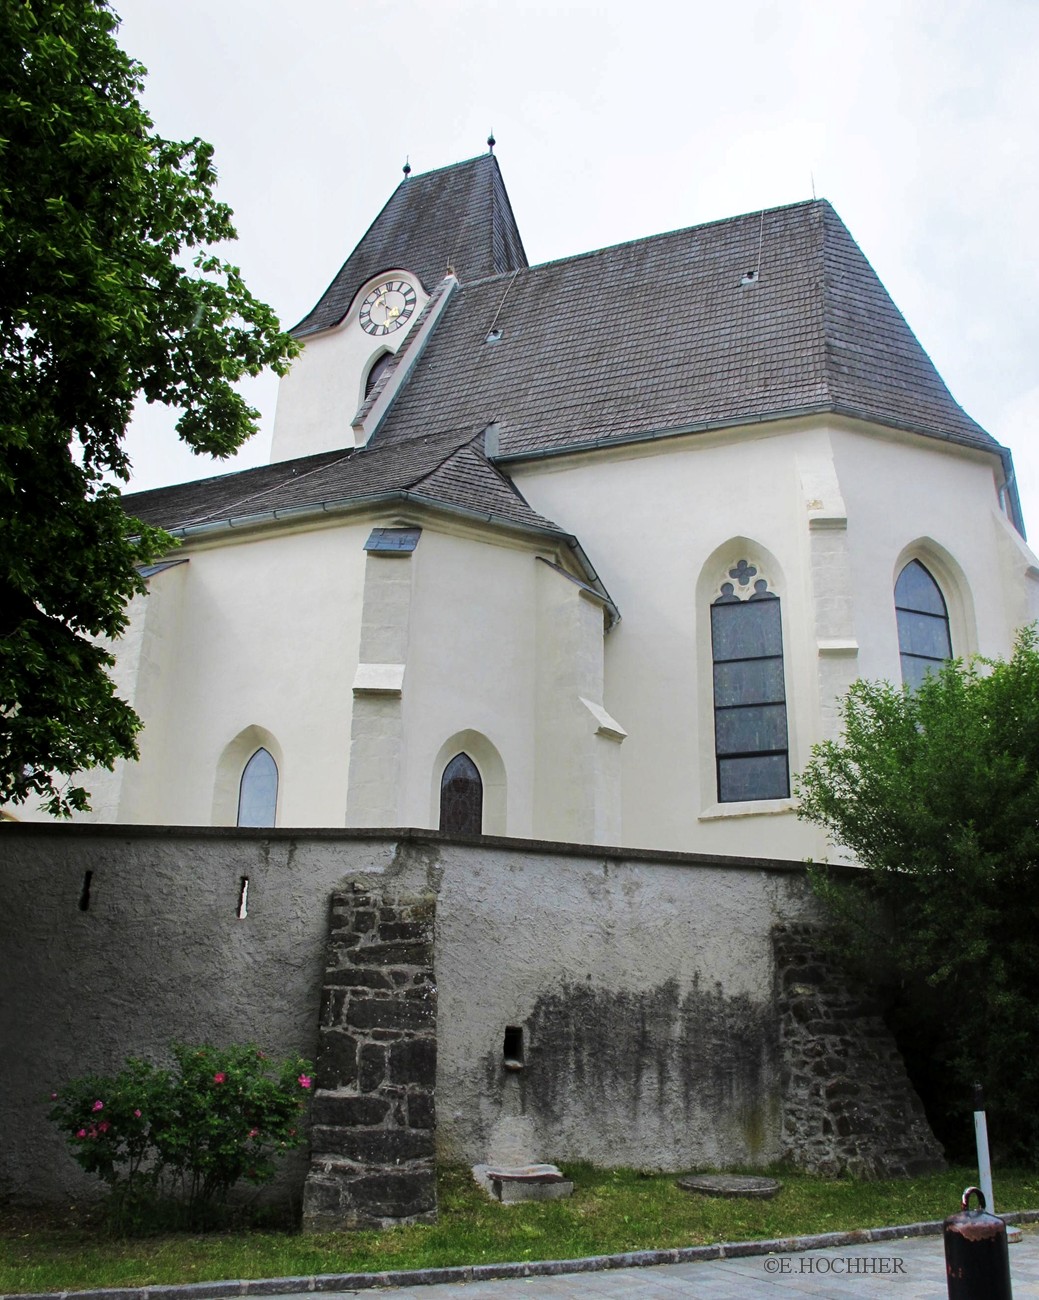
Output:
[270, 1227, 1039, 1299]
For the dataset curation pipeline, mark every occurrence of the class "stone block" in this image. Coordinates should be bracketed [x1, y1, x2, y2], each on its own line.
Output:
[315, 1032, 358, 1090]
[358, 1042, 386, 1092]
[388, 1036, 437, 1087]
[348, 940, 432, 968]
[343, 1169, 436, 1221]
[347, 996, 434, 1032]
[318, 1126, 434, 1163]
[325, 972, 395, 987]
[311, 1093, 390, 1127]
[408, 1091, 435, 1130]
[377, 920, 429, 942]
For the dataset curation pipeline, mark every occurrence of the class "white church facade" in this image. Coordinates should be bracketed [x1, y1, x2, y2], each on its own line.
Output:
[36, 151, 1039, 861]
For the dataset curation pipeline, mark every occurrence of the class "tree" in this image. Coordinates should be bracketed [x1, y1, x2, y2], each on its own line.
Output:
[797, 627, 1039, 1161]
[0, 1, 297, 815]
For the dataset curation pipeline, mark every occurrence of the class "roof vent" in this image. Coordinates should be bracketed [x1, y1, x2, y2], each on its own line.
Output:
[485, 327, 504, 344]
[741, 269, 759, 287]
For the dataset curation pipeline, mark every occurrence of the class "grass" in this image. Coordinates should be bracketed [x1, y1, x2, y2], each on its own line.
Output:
[3, 1164, 1038, 1294]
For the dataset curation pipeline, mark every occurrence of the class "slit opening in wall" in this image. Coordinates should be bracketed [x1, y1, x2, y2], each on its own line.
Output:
[78, 870, 93, 912]
[503, 1025, 524, 1071]
[237, 876, 249, 919]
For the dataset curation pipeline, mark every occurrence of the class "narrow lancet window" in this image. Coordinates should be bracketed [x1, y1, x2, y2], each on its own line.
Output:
[710, 564, 790, 802]
[439, 752, 483, 835]
[237, 747, 278, 827]
[895, 560, 951, 688]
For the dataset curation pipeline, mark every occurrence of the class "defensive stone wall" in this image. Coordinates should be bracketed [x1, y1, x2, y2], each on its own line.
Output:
[1, 824, 943, 1219]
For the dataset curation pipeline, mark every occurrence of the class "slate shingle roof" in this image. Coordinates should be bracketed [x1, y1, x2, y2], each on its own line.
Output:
[291, 154, 527, 338]
[370, 199, 997, 460]
[123, 429, 563, 537]
[123, 168, 1015, 550]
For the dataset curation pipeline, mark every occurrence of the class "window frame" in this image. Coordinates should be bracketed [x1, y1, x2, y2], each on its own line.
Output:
[895, 558, 952, 688]
[709, 568, 791, 804]
[439, 751, 484, 835]
[237, 747, 279, 828]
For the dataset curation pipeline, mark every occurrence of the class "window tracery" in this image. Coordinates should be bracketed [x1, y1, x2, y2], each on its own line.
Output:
[710, 559, 789, 802]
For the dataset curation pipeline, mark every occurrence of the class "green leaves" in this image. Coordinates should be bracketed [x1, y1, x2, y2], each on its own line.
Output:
[0, 1, 298, 815]
[48, 1043, 313, 1231]
[797, 627, 1039, 1161]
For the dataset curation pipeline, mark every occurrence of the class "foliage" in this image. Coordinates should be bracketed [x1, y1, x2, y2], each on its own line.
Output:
[796, 627, 1039, 1160]
[48, 1045, 313, 1230]
[4, 1163, 1039, 1289]
[0, 1, 297, 815]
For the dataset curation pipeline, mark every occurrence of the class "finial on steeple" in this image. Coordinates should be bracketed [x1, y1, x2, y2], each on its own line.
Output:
[487, 131, 496, 154]
[402, 156, 411, 178]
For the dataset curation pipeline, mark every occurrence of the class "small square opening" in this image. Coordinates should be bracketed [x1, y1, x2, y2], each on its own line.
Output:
[503, 1025, 524, 1071]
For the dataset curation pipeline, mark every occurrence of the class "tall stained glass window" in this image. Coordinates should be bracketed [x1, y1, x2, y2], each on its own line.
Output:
[895, 560, 951, 689]
[710, 561, 789, 803]
[439, 753, 483, 835]
[237, 747, 278, 827]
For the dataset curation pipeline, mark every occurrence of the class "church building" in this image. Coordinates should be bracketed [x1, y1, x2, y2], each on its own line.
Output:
[59, 150, 1039, 860]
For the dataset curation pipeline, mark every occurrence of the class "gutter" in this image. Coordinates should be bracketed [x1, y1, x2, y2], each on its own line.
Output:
[493, 402, 1013, 471]
[156, 490, 621, 629]
[494, 402, 1027, 541]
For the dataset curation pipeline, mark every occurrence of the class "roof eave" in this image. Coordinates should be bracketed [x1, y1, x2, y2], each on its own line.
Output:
[492, 403, 1009, 470]
[142, 489, 620, 625]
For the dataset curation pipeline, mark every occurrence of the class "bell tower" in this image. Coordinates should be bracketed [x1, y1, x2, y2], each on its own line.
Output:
[269, 151, 527, 463]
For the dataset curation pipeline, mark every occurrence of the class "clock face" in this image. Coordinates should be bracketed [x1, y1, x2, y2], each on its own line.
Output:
[358, 279, 418, 336]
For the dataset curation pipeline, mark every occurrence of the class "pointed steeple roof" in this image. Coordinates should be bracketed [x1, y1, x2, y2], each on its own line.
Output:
[291, 153, 527, 338]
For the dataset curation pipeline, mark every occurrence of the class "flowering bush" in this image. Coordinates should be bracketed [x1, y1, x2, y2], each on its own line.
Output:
[48, 1044, 313, 1229]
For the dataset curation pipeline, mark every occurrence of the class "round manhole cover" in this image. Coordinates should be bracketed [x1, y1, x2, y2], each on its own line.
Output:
[676, 1174, 782, 1199]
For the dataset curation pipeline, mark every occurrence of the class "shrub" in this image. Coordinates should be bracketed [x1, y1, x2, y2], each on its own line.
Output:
[49, 1044, 313, 1230]
[797, 627, 1039, 1162]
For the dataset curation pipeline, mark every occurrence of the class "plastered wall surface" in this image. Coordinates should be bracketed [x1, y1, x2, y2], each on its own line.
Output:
[512, 415, 1039, 859]
[430, 842, 818, 1170]
[270, 270, 429, 462]
[1, 825, 818, 1203]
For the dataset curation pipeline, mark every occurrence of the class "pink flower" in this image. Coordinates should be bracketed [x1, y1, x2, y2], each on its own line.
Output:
[98, 1121, 110, 1133]
[213, 1073, 226, 1084]
[76, 1129, 87, 1139]
[92, 1100, 104, 1111]
[50, 1092, 58, 1101]
[298, 1074, 312, 1089]
[248, 1128, 259, 1138]
[134, 1109, 142, 1118]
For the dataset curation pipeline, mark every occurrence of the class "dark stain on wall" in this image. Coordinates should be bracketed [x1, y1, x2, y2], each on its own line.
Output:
[483, 977, 779, 1163]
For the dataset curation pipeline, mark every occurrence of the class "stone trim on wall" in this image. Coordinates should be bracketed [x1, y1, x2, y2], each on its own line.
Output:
[303, 884, 438, 1230]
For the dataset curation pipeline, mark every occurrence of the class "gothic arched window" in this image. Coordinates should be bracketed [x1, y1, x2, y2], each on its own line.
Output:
[439, 753, 483, 835]
[710, 560, 789, 803]
[895, 560, 951, 689]
[237, 747, 278, 827]
[364, 350, 395, 400]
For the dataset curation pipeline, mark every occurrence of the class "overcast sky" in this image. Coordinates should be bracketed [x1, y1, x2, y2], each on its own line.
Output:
[114, 0, 1039, 539]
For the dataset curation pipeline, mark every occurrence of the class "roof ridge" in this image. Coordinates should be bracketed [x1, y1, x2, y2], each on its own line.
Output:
[406, 437, 563, 532]
[456, 197, 827, 291]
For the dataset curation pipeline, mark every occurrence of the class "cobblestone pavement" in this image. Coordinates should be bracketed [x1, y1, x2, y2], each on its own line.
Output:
[273, 1227, 1039, 1299]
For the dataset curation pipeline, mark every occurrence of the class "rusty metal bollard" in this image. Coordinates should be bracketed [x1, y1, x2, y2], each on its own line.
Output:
[944, 1185, 1013, 1299]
